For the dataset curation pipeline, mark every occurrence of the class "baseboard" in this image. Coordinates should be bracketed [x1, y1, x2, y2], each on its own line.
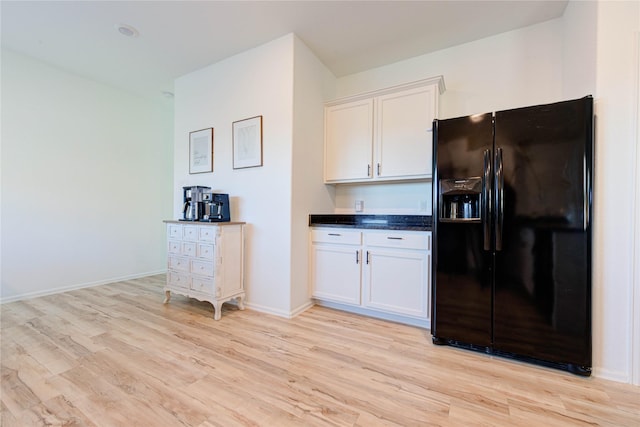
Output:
[314, 300, 431, 329]
[592, 366, 632, 383]
[244, 300, 314, 319]
[290, 300, 314, 318]
[0, 270, 167, 304]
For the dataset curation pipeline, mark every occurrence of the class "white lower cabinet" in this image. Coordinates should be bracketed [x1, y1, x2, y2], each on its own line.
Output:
[310, 229, 362, 305]
[310, 227, 432, 326]
[164, 221, 245, 320]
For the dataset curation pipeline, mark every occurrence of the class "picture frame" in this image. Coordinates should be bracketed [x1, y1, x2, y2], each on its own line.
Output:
[189, 128, 214, 174]
[233, 115, 263, 169]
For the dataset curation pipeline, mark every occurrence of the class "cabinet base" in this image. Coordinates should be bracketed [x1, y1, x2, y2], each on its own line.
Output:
[314, 299, 430, 329]
[431, 336, 592, 377]
[163, 288, 245, 320]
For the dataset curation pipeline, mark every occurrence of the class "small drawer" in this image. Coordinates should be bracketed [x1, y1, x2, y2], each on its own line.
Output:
[197, 243, 215, 259]
[183, 226, 199, 241]
[168, 240, 181, 254]
[168, 256, 190, 272]
[182, 242, 196, 257]
[199, 226, 218, 242]
[364, 231, 429, 250]
[168, 224, 182, 239]
[191, 276, 216, 294]
[311, 229, 361, 245]
[167, 271, 190, 289]
[191, 260, 214, 277]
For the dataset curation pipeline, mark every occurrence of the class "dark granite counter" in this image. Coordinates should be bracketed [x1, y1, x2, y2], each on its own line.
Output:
[309, 214, 432, 231]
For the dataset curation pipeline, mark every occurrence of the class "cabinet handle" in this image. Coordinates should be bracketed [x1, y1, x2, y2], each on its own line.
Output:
[377, 163, 381, 176]
[356, 250, 360, 264]
[387, 237, 403, 240]
[366, 251, 370, 264]
[328, 233, 341, 236]
[367, 164, 371, 177]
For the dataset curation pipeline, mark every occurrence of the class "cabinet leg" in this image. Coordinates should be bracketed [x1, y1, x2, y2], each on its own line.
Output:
[237, 295, 245, 310]
[213, 301, 222, 321]
[163, 290, 171, 304]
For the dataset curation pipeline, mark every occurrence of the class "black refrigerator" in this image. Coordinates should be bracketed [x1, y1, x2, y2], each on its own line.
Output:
[431, 96, 593, 376]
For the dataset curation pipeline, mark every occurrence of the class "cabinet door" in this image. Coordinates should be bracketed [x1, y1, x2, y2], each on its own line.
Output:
[311, 243, 361, 305]
[324, 99, 373, 182]
[375, 85, 436, 179]
[363, 248, 428, 318]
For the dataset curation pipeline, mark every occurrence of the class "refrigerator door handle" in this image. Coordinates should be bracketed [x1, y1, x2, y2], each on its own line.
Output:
[495, 147, 504, 251]
[483, 149, 492, 250]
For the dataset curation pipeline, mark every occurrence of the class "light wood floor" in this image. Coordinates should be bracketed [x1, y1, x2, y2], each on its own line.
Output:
[1, 275, 639, 426]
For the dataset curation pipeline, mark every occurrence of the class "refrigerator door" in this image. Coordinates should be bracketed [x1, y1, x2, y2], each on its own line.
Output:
[432, 113, 494, 347]
[493, 97, 592, 369]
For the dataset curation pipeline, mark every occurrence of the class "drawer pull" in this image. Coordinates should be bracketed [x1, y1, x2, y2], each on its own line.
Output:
[387, 237, 404, 240]
[328, 233, 341, 236]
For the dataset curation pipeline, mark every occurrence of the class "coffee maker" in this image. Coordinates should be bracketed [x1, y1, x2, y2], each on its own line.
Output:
[182, 186, 210, 221]
[201, 193, 231, 222]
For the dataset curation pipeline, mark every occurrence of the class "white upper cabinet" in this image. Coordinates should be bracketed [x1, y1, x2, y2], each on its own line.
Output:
[324, 99, 374, 182]
[324, 76, 444, 184]
[376, 85, 437, 179]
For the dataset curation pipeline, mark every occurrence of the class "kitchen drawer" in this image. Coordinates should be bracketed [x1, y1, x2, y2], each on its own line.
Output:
[364, 231, 429, 250]
[311, 229, 361, 245]
[168, 240, 181, 254]
[167, 270, 190, 289]
[183, 225, 199, 241]
[199, 226, 218, 242]
[180, 242, 195, 257]
[191, 260, 214, 277]
[168, 256, 190, 272]
[168, 224, 182, 240]
[191, 276, 218, 296]
[197, 243, 215, 259]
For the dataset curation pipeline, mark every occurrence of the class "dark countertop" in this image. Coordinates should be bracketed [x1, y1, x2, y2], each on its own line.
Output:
[309, 214, 432, 231]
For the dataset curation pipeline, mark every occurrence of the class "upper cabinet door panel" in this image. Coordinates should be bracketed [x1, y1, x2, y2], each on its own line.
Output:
[376, 85, 436, 179]
[324, 99, 374, 182]
[324, 77, 443, 184]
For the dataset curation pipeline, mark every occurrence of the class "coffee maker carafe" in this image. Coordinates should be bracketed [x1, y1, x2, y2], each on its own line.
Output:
[182, 186, 210, 221]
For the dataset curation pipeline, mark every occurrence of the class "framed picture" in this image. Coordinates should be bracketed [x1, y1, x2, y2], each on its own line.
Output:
[233, 116, 263, 169]
[189, 128, 213, 174]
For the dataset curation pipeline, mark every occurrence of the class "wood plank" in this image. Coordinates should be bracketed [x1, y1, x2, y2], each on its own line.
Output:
[1, 274, 639, 426]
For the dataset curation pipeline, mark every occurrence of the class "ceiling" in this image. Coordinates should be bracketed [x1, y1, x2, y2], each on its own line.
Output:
[1, 1, 569, 103]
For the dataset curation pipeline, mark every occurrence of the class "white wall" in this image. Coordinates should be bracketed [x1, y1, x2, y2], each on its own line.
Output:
[336, 19, 564, 118]
[333, 19, 564, 216]
[590, 0, 640, 383]
[174, 34, 301, 316]
[174, 34, 334, 316]
[562, 1, 597, 99]
[290, 36, 336, 312]
[1, 49, 174, 302]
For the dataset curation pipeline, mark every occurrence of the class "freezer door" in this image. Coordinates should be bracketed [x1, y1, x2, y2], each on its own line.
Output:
[492, 97, 592, 368]
[432, 113, 494, 347]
